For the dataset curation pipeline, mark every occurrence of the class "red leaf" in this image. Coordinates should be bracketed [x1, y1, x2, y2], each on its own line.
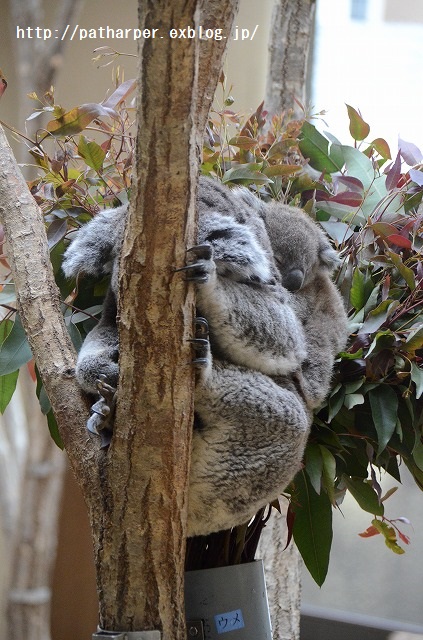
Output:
[284, 502, 296, 550]
[385, 151, 402, 191]
[398, 531, 411, 545]
[334, 175, 364, 193]
[26, 360, 36, 382]
[386, 234, 412, 249]
[359, 525, 380, 538]
[330, 192, 363, 207]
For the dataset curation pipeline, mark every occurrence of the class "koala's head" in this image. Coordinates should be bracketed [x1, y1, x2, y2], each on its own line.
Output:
[264, 202, 340, 292]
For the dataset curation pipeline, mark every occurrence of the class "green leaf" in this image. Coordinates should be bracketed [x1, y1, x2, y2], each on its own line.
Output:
[221, 164, 272, 185]
[350, 268, 366, 311]
[0, 319, 14, 344]
[343, 477, 384, 516]
[411, 362, 423, 399]
[339, 349, 364, 360]
[346, 105, 370, 141]
[0, 284, 16, 305]
[359, 299, 399, 335]
[305, 444, 323, 494]
[0, 369, 19, 413]
[342, 145, 375, 189]
[344, 393, 365, 410]
[0, 314, 32, 375]
[327, 386, 346, 422]
[387, 250, 415, 290]
[299, 122, 342, 174]
[368, 386, 399, 454]
[319, 445, 337, 505]
[292, 470, 333, 586]
[67, 321, 83, 351]
[406, 325, 423, 352]
[412, 439, 423, 472]
[47, 410, 64, 449]
[78, 135, 106, 172]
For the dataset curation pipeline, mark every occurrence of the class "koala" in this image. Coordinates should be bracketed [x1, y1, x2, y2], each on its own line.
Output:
[263, 201, 348, 409]
[63, 178, 308, 395]
[62, 177, 347, 536]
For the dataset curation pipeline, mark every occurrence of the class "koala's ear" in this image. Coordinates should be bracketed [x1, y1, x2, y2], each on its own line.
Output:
[319, 240, 341, 272]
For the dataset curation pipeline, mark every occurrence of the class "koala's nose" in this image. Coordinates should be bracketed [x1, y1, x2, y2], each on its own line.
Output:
[283, 269, 304, 291]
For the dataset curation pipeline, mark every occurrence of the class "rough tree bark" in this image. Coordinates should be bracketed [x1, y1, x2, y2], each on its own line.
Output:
[0, 0, 238, 637]
[94, 1, 238, 634]
[265, 0, 316, 118]
[258, 508, 302, 640]
[261, 4, 316, 638]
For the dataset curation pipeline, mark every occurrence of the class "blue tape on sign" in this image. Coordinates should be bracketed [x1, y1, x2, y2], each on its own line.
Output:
[214, 609, 245, 634]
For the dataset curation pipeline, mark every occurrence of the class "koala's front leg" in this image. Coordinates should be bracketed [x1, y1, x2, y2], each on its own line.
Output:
[178, 245, 307, 377]
[75, 288, 119, 394]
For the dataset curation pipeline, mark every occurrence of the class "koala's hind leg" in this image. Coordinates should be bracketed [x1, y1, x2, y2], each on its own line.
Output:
[188, 363, 310, 537]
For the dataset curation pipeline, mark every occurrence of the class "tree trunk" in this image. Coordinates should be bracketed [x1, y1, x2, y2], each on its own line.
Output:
[265, 0, 316, 118]
[257, 508, 302, 640]
[92, 1, 238, 636]
[262, 3, 316, 635]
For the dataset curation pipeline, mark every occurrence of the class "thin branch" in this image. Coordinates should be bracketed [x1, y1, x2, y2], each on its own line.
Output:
[0, 123, 100, 494]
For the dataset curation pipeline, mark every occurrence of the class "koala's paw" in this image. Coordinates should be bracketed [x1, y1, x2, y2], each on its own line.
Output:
[189, 317, 212, 382]
[87, 374, 117, 447]
[175, 244, 215, 283]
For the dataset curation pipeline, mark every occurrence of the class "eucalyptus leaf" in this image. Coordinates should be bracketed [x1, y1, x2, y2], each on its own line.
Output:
[222, 164, 272, 185]
[350, 268, 366, 311]
[369, 386, 399, 454]
[299, 122, 342, 174]
[319, 445, 337, 505]
[344, 393, 365, 410]
[305, 444, 323, 494]
[343, 477, 384, 516]
[410, 362, 423, 399]
[0, 284, 16, 305]
[292, 470, 333, 586]
[0, 314, 32, 375]
[0, 369, 19, 413]
[359, 300, 399, 335]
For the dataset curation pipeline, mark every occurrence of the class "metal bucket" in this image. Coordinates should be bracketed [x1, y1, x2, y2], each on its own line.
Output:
[185, 560, 272, 639]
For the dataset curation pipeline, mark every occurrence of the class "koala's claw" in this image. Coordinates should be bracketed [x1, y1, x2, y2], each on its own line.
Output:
[175, 244, 214, 282]
[86, 374, 117, 447]
[189, 337, 210, 367]
[187, 244, 213, 259]
[190, 317, 211, 372]
[194, 316, 209, 337]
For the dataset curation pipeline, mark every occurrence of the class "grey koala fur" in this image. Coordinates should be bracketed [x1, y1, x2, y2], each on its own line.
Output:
[62, 176, 347, 536]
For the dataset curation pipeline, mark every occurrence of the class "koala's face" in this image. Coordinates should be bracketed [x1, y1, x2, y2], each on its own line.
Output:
[265, 203, 340, 292]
